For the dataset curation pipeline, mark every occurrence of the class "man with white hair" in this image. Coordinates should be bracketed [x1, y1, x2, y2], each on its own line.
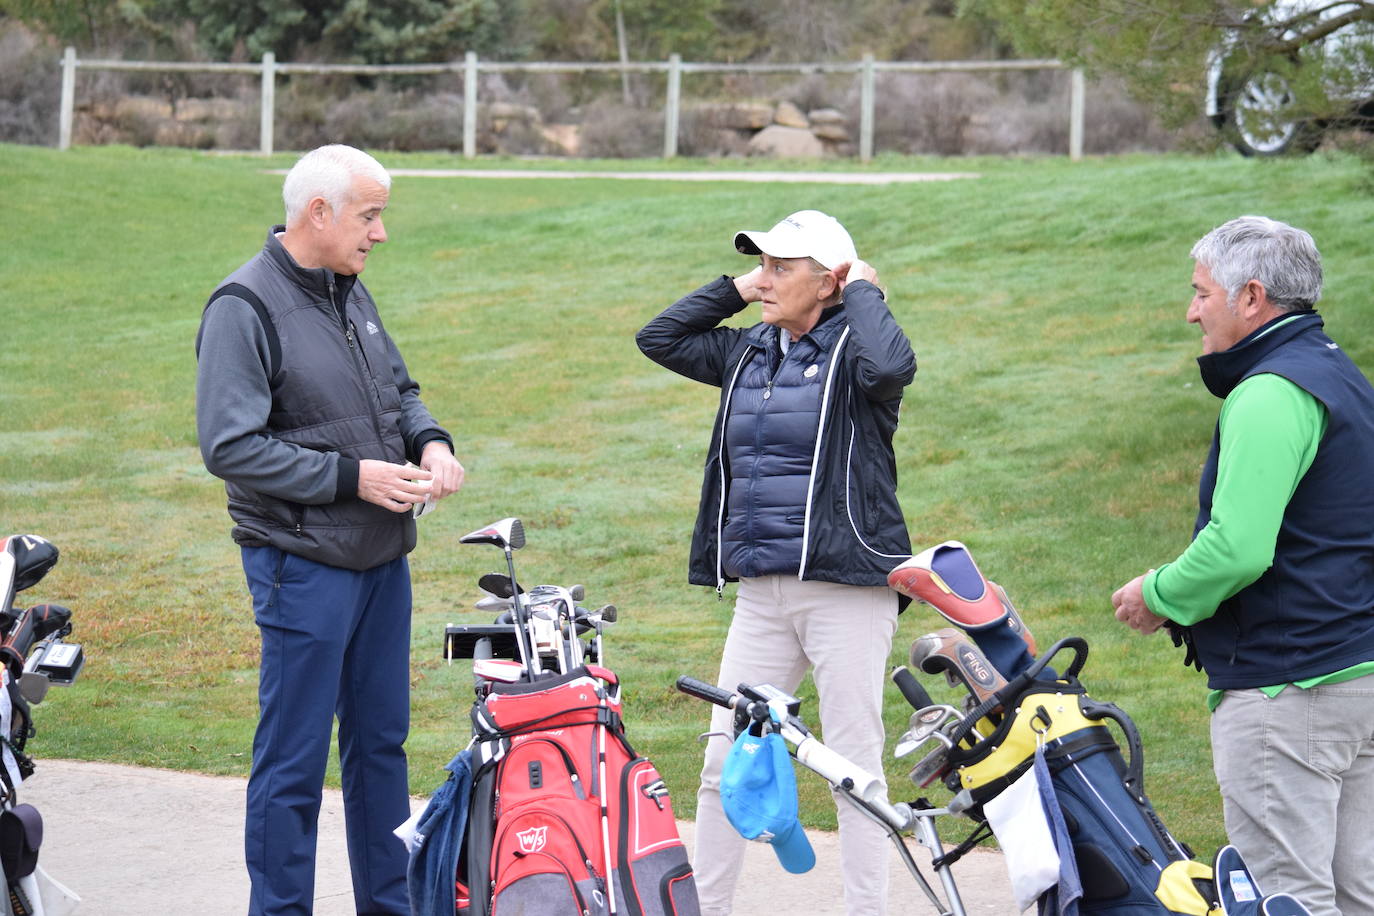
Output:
[196, 144, 465, 916]
[1112, 216, 1374, 916]
[637, 210, 916, 915]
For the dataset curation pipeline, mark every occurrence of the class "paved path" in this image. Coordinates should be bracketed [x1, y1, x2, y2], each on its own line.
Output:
[389, 169, 981, 184]
[265, 168, 980, 185]
[19, 759, 1015, 915]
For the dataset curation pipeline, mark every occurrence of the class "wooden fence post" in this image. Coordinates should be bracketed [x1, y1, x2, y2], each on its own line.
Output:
[59, 47, 76, 151]
[664, 53, 681, 159]
[1069, 68, 1085, 161]
[859, 53, 875, 163]
[259, 52, 276, 156]
[464, 51, 478, 159]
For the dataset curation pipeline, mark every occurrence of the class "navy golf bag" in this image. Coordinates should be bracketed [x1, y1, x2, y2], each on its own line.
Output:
[942, 638, 1213, 916]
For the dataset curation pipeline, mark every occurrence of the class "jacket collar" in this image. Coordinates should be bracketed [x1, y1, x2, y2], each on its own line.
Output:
[263, 225, 358, 305]
[744, 303, 847, 351]
[1196, 310, 1322, 399]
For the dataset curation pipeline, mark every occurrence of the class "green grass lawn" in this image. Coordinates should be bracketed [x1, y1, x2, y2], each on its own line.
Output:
[4, 143, 1374, 856]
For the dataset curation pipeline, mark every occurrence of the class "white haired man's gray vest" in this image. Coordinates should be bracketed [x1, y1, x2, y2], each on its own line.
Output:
[198, 228, 432, 571]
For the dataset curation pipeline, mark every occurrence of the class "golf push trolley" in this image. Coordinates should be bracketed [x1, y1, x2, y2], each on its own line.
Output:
[412, 524, 1305, 916]
[677, 540, 1312, 916]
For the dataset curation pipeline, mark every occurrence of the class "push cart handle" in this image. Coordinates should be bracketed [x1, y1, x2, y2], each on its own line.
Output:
[675, 676, 739, 709]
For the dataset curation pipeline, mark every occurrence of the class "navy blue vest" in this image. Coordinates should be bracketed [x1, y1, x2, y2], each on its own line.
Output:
[720, 312, 841, 578]
[1190, 311, 1374, 688]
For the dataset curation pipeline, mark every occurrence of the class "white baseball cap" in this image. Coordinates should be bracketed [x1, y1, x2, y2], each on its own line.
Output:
[733, 210, 857, 271]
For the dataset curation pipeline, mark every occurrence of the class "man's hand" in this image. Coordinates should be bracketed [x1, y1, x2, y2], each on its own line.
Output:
[358, 459, 433, 513]
[1111, 573, 1167, 634]
[733, 265, 764, 303]
[835, 259, 879, 292]
[420, 440, 465, 500]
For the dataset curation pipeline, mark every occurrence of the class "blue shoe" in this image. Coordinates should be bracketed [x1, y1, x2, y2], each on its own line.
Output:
[1261, 893, 1313, 916]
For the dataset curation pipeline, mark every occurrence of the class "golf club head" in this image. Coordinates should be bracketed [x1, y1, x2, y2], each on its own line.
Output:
[18, 671, 50, 705]
[474, 594, 512, 612]
[909, 628, 1007, 706]
[893, 730, 922, 759]
[1, 534, 59, 596]
[477, 572, 523, 599]
[895, 704, 962, 756]
[595, 604, 618, 624]
[459, 518, 526, 551]
[569, 584, 585, 602]
[908, 745, 952, 788]
[526, 586, 573, 624]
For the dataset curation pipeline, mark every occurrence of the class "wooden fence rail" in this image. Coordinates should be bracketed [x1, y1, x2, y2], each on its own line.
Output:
[57, 47, 1085, 161]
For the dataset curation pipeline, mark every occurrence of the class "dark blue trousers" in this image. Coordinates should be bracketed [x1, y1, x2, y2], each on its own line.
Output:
[242, 546, 412, 916]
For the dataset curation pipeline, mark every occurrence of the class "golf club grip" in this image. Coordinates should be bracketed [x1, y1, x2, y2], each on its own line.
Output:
[0, 603, 65, 675]
[891, 666, 933, 711]
[675, 676, 738, 709]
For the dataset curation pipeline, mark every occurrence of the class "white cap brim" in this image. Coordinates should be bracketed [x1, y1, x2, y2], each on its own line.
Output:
[734, 229, 818, 262]
[732, 210, 856, 271]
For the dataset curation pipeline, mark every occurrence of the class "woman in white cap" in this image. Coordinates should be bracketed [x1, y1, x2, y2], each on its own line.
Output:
[637, 209, 917, 916]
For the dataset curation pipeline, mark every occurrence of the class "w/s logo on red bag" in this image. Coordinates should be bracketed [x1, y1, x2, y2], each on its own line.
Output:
[516, 826, 548, 854]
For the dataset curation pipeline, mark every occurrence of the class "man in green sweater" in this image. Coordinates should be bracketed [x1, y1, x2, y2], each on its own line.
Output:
[1112, 216, 1374, 916]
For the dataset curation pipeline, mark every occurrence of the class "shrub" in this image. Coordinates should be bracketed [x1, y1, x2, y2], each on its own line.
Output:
[866, 72, 997, 156]
[0, 22, 61, 146]
[324, 88, 466, 152]
[851, 69, 1180, 156]
[578, 99, 662, 158]
[1083, 77, 1182, 154]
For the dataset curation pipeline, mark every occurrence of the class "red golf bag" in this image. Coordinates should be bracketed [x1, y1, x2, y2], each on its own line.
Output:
[462, 664, 700, 916]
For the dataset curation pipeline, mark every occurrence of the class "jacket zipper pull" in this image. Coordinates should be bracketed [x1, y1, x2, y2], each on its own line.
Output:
[346, 323, 355, 349]
[715, 583, 724, 602]
[763, 379, 773, 400]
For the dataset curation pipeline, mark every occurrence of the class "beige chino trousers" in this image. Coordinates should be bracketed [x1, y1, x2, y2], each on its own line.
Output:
[692, 575, 899, 916]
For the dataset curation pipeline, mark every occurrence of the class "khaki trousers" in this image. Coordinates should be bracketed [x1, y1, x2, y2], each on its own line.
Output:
[693, 576, 899, 916]
[1212, 672, 1374, 916]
